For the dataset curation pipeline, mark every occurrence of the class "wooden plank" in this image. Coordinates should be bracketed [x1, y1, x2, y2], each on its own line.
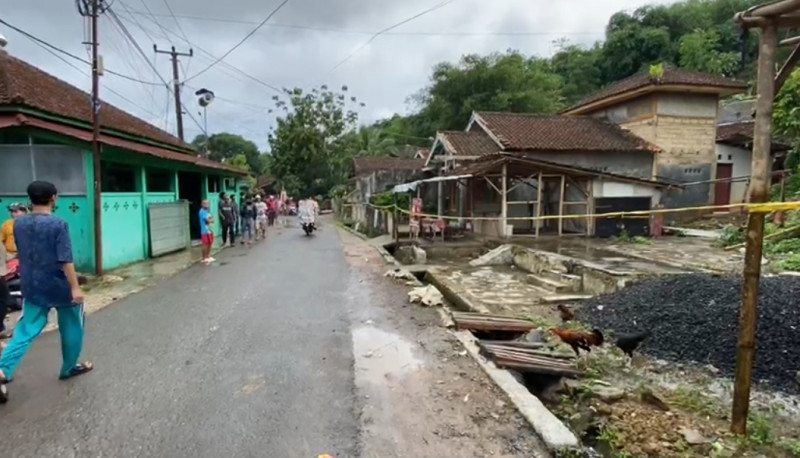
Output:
[535, 171, 543, 237]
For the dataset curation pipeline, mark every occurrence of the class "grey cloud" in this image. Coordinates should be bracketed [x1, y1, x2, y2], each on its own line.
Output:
[1, 0, 679, 150]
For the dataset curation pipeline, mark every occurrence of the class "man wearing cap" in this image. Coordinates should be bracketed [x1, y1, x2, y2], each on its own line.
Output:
[1, 203, 27, 259]
[0, 181, 92, 403]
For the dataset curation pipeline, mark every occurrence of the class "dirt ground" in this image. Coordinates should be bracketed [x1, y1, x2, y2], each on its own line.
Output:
[338, 226, 551, 458]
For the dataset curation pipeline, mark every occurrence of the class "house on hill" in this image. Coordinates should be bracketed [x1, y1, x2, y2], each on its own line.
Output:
[562, 65, 749, 211]
[0, 49, 247, 273]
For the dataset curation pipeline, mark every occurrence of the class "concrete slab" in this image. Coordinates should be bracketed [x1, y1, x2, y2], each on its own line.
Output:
[452, 330, 580, 451]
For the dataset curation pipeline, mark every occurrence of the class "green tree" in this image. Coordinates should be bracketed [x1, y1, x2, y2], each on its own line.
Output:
[417, 52, 562, 131]
[268, 85, 362, 198]
[678, 29, 739, 75]
[550, 41, 603, 106]
[190, 133, 263, 174]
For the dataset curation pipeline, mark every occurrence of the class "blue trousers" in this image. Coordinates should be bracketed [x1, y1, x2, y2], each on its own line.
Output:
[0, 301, 85, 380]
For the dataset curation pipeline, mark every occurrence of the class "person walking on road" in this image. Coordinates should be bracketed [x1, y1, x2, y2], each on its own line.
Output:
[218, 193, 236, 247]
[240, 198, 256, 245]
[0, 181, 92, 404]
[254, 195, 268, 241]
[200, 199, 215, 264]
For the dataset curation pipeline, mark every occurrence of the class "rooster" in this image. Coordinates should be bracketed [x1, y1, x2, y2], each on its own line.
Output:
[615, 330, 652, 359]
[549, 328, 604, 356]
[557, 304, 575, 323]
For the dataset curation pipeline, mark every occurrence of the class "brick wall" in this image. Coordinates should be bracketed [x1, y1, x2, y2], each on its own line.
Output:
[652, 116, 717, 165]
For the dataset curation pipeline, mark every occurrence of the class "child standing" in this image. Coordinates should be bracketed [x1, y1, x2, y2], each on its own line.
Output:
[199, 199, 215, 264]
[0, 181, 92, 403]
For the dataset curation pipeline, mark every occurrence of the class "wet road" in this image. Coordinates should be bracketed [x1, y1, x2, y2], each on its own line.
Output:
[0, 221, 359, 457]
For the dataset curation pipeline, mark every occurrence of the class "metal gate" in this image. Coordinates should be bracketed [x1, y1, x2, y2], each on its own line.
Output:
[148, 201, 191, 257]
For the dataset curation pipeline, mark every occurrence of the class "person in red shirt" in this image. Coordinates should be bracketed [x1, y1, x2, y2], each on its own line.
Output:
[266, 195, 278, 226]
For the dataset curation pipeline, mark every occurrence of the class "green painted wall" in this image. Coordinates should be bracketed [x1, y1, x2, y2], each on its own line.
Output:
[1, 125, 245, 273]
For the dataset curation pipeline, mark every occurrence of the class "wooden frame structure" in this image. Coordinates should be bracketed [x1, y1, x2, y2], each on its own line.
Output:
[438, 154, 669, 238]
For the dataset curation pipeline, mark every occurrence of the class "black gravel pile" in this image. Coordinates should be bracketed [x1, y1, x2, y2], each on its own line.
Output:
[582, 273, 800, 393]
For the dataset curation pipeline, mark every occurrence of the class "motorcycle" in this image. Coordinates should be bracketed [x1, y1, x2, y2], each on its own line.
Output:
[4, 258, 21, 311]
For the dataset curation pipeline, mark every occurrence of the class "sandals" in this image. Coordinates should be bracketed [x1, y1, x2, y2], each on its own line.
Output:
[59, 361, 94, 380]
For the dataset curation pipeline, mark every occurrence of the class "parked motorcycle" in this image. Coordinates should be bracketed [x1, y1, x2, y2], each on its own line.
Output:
[4, 258, 21, 311]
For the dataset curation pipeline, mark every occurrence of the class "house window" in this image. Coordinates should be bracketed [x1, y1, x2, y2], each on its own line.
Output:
[101, 162, 138, 192]
[0, 144, 86, 195]
[32, 146, 86, 194]
[147, 169, 173, 192]
[208, 175, 221, 193]
[728, 155, 732, 160]
[683, 167, 702, 175]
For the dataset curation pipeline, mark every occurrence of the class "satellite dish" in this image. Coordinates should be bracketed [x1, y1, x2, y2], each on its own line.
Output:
[0, 34, 8, 48]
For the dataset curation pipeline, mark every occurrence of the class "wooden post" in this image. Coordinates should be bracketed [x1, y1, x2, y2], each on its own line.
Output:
[732, 22, 777, 436]
[558, 174, 566, 236]
[776, 171, 787, 227]
[535, 171, 543, 237]
[392, 193, 399, 243]
[587, 179, 595, 236]
[501, 163, 508, 237]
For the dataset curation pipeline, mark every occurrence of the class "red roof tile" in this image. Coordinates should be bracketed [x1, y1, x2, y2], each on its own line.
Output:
[716, 121, 791, 151]
[566, 66, 748, 113]
[352, 157, 426, 175]
[0, 50, 191, 151]
[474, 112, 661, 153]
[439, 131, 499, 156]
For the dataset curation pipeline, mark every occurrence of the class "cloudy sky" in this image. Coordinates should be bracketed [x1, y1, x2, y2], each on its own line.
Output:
[3, 0, 677, 149]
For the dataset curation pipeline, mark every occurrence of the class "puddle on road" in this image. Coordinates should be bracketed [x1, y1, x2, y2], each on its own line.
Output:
[352, 326, 422, 384]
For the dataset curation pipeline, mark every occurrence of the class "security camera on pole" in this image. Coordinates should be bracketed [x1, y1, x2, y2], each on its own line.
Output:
[195, 88, 215, 156]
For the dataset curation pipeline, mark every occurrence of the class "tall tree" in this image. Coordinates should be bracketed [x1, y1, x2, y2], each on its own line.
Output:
[191, 133, 264, 175]
[268, 85, 362, 197]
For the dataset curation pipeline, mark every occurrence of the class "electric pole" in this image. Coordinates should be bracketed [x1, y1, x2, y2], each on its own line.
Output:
[154, 45, 193, 141]
[79, 0, 105, 276]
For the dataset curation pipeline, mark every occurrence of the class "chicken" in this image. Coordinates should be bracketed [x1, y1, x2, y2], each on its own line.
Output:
[549, 328, 604, 356]
[557, 304, 575, 323]
[615, 330, 652, 358]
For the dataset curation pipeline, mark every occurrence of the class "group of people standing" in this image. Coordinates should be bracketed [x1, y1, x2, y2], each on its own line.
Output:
[198, 192, 301, 264]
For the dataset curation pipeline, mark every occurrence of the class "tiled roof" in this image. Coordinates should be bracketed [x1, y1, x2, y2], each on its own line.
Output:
[439, 131, 500, 156]
[416, 147, 431, 160]
[352, 157, 426, 175]
[0, 50, 191, 151]
[716, 121, 791, 151]
[474, 112, 661, 153]
[566, 66, 748, 113]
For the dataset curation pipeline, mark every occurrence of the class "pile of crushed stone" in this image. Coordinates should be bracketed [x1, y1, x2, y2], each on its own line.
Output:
[581, 273, 800, 393]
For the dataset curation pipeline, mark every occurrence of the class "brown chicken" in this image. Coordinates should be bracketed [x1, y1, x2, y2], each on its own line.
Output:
[557, 304, 575, 323]
[549, 328, 604, 356]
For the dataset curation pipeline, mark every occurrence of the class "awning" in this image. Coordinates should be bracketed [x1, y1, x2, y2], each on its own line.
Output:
[0, 114, 247, 175]
[391, 174, 473, 193]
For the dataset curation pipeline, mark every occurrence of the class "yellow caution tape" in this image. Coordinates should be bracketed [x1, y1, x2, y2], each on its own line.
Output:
[337, 200, 800, 222]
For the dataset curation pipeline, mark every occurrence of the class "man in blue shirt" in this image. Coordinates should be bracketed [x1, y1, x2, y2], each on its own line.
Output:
[0, 181, 92, 403]
[199, 199, 215, 264]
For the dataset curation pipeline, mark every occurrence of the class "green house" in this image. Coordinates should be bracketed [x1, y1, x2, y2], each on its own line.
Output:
[0, 49, 248, 274]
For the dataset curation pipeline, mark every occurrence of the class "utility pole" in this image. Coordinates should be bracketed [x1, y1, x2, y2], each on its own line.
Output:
[731, 22, 776, 435]
[154, 45, 193, 141]
[82, 0, 105, 276]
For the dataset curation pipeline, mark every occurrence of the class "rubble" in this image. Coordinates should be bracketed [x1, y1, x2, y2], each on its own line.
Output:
[395, 245, 427, 264]
[469, 244, 514, 267]
[408, 285, 444, 307]
[583, 273, 800, 392]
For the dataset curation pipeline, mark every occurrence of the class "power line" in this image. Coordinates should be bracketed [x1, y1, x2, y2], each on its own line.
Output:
[161, 0, 190, 44]
[106, 7, 207, 136]
[0, 17, 164, 86]
[183, 0, 291, 83]
[117, 11, 284, 94]
[328, 0, 459, 74]
[121, 9, 604, 37]
[27, 29, 161, 122]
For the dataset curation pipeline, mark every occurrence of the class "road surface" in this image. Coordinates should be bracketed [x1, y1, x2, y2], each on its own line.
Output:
[0, 219, 549, 458]
[0, 221, 359, 457]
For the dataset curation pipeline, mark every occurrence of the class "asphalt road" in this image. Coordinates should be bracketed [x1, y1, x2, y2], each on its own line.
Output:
[0, 220, 360, 458]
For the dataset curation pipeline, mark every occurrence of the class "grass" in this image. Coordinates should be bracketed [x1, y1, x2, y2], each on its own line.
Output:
[667, 385, 724, 418]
